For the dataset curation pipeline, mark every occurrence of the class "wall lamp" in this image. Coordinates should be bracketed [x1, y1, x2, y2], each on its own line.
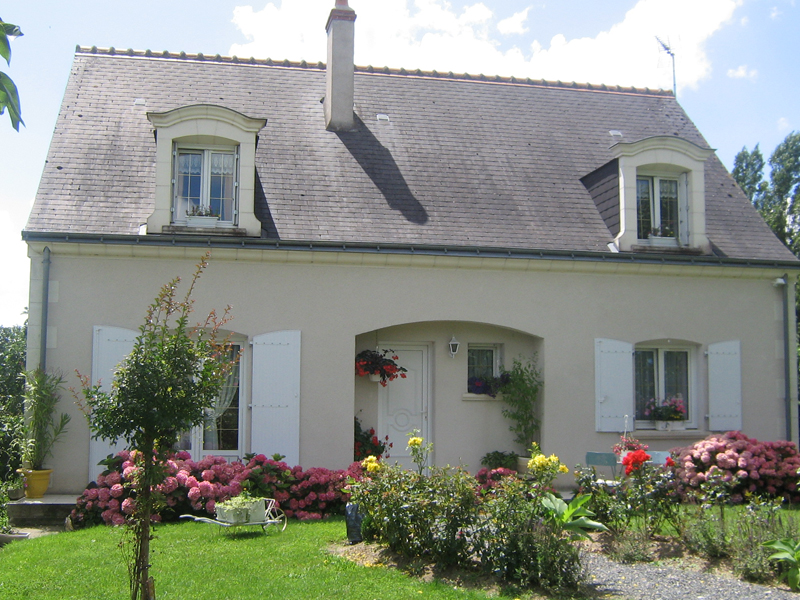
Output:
[448, 336, 460, 358]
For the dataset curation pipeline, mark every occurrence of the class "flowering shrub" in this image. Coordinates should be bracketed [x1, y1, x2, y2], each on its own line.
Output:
[70, 451, 362, 527]
[672, 431, 800, 503]
[622, 449, 651, 476]
[643, 396, 686, 421]
[353, 416, 391, 460]
[475, 467, 517, 491]
[354, 349, 407, 386]
[525, 442, 568, 488]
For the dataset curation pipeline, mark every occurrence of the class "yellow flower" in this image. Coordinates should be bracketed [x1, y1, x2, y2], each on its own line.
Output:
[361, 455, 381, 473]
[559, 464, 569, 474]
[407, 437, 423, 447]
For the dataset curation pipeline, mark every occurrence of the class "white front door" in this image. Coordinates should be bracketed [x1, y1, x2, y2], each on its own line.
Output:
[378, 344, 431, 470]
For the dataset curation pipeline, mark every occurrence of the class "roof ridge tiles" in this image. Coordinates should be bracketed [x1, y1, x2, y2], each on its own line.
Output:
[74, 45, 674, 97]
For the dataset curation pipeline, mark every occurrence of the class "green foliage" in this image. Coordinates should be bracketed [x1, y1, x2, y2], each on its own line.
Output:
[351, 463, 478, 567]
[479, 450, 518, 470]
[76, 255, 235, 600]
[498, 356, 542, 449]
[735, 132, 800, 254]
[0, 324, 25, 416]
[21, 369, 70, 470]
[0, 19, 23, 131]
[474, 477, 585, 590]
[764, 537, 800, 591]
[731, 497, 794, 583]
[406, 429, 433, 474]
[540, 492, 608, 540]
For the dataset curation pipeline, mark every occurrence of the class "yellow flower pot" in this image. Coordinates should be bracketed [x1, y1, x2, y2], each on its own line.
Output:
[18, 468, 53, 499]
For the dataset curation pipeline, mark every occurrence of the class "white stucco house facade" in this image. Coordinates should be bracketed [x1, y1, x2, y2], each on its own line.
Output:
[23, 1, 800, 494]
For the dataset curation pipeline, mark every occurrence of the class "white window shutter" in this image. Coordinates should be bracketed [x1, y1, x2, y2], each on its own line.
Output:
[708, 340, 742, 431]
[251, 330, 301, 466]
[89, 326, 136, 482]
[595, 338, 633, 432]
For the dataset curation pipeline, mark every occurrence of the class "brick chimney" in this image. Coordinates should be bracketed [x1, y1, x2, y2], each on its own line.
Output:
[324, 0, 357, 131]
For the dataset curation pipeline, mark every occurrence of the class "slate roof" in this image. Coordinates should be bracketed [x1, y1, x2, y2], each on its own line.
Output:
[25, 47, 797, 262]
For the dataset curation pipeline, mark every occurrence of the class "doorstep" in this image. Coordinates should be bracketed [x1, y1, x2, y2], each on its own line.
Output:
[6, 494, 77, 528]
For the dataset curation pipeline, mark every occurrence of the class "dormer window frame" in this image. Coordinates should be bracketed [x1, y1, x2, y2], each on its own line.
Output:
[611, 136, 714, 253]
[172, 143, 240, 227]
[635, 171, 688, 246]
[146, 105, 266, 236]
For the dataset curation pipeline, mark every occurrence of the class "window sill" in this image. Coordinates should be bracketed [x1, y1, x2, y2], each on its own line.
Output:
[161, 225, 251, 237]
[634, 429, 703, 440]
[462, 393, 501, 402]
[630, 243, 704, 255]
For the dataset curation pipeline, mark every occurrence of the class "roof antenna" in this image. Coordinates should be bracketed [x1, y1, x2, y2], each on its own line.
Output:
[656, 36, 676, 97]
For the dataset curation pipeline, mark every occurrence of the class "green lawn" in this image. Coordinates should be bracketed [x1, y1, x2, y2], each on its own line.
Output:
[0, 518, 530, 600]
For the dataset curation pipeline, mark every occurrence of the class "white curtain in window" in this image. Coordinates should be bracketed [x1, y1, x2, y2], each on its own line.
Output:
[204, 360, 239, 450]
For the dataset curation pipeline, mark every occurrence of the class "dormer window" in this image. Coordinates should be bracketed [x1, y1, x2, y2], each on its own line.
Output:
[609, 136, 714, 253]
[174, 146, 238, 225]
[147, 105, 266, 236]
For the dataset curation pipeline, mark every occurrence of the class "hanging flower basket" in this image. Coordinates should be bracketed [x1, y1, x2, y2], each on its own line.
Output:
[355, 349, 408, 387]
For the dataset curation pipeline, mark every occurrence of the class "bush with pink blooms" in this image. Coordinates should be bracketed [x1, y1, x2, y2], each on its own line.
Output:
[475, 467, 517, 491]
[672, 431, 800, 503]
[70, 450, 363, 528]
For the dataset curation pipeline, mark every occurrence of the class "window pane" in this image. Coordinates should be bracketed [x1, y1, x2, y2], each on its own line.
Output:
[636, 178, 653, 239]
[663, 350, 688, 415]
[177, 152, 202, 217]
[203, 346, 240, 451]
[468, 348, 494, 393]
[210, 153, 235, 221]
[659, 179, 679, 238]
[634, 350, 656, 420]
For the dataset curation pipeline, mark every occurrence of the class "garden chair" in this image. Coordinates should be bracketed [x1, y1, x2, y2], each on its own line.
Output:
[647, 450, 671, 465]
[585, 451, 619, 485]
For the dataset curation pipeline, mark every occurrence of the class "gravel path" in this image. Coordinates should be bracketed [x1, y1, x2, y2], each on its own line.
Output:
[583, 552, 795, 600]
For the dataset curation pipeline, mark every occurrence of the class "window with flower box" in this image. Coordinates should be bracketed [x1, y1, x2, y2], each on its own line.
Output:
[634, 346, 691, 425]
[174, 146, 238, 225]
[466, 344, 502, 396]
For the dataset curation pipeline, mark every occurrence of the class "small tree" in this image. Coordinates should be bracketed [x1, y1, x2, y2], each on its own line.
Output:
[77, 255, 235, 600]
[499, 356, 542, 450]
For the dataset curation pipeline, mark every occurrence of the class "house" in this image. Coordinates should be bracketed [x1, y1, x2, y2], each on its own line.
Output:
[23, 0, 800, 495]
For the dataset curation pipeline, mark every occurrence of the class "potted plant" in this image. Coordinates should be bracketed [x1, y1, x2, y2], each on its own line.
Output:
[612, 433, 649, 463]
[5, 473, 25, 501]
[355, 349, 408, 386]
[18, 369, 70, 498]
[643, 396, 686, 430]
[215, 492, 266, 525]
[185, 205, 220, 228]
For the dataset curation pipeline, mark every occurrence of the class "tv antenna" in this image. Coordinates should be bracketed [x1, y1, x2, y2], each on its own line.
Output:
[656, 36, 676, 97]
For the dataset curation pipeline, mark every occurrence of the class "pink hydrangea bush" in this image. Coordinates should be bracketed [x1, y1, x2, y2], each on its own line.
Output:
[673, 431, 800, 503]
[71, 451, 363, 528]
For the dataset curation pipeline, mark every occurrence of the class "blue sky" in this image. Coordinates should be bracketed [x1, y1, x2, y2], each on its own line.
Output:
[1, 0, 798, 325]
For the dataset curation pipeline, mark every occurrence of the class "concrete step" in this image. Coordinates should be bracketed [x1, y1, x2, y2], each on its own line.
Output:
[6, 495, 77, 528]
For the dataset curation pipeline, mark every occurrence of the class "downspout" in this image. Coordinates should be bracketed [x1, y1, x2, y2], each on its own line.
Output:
[39, 246, 51, 371]
[779, 274, 792, 441]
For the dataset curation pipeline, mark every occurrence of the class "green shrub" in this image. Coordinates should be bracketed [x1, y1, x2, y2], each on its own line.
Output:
[351, 463, 478, 567]
[480, 450, 518, 470]
[473, 478, 585, 590]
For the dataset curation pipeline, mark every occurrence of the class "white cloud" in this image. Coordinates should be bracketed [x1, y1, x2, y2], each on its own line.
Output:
[778, 117, 790, 131]
[230, 0, 741, 92]
[770, 6, 782, 18]
[727, 64, 757, 79]
[497, 7, 531, 35]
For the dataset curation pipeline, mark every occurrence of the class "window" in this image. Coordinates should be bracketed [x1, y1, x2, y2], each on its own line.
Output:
[636, 176, 679, 240]
[176, 344, 242, 460]
[634, 347, 689, 422]
[467, 344, 501, 395]
[174, 146, 238, 224]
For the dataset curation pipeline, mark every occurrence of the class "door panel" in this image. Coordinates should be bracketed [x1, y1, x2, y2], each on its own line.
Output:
[378, 345, 430, 470]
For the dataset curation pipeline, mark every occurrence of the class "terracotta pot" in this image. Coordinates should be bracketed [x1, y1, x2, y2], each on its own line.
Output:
[18, 468, 53, 499]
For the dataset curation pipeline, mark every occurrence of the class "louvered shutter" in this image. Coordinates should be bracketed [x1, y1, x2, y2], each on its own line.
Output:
[595, 338, 634, 432]
[251, 330, 301, 466]
[708, 340, 742, 431]
[89, 326, 136, 482]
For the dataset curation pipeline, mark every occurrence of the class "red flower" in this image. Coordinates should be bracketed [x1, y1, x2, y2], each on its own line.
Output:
[665, 456, 675, 467]
[622, 449, 651, 476]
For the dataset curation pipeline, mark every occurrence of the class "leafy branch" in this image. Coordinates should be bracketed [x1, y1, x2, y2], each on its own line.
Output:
[0, 18, 23, 131]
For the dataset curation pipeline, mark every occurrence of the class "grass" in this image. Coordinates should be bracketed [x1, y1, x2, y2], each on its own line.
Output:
[0, 518, 556, 600]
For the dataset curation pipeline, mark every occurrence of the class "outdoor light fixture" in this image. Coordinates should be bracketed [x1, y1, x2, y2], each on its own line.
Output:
[448, 336, 460, 358]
